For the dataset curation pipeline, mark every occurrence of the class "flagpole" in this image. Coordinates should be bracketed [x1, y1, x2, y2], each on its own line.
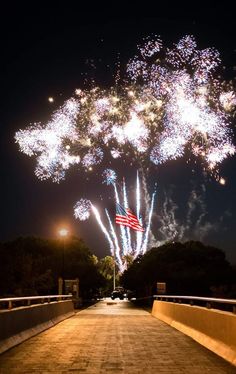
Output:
[113, 252, 116, 290]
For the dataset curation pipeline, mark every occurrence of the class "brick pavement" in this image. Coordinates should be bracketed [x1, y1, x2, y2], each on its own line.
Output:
[0, 299, 235, 374]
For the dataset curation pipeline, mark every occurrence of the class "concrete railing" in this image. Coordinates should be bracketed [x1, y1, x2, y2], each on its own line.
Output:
[0, 295, 75, 354]
[0, 294, 73, 310]
[152, 295, 236, 366]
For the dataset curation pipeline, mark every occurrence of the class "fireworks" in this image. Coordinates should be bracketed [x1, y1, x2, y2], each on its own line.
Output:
[219, 177, 226, 185]
[102, 169, 117, 185]
[74, 171, 156, 271]
[15, 35, 235, 182]
[14, 35, 235, 269]
[15, 98, 81, 182]
[74, 199, 91, 221]
[157, 185, 219, 245]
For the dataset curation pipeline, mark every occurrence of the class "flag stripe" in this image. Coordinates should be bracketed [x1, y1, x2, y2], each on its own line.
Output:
[115, 203, 144, 232]
[126, 208, 144, 231]
[115, 203, 130, 228]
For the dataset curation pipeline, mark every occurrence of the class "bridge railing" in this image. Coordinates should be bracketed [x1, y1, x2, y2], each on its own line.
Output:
[0, 295, 72, 311]
[153, 295, 236, 313]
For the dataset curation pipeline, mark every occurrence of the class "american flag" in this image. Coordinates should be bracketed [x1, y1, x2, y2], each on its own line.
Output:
[115, 203, 129, 227]
[115, 203, 144, 232]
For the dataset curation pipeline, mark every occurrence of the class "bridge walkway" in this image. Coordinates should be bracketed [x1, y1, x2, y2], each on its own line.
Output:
[0, 299, 235, 373]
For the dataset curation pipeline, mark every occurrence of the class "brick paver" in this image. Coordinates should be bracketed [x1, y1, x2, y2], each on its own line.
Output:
[0, 299, 235, 373]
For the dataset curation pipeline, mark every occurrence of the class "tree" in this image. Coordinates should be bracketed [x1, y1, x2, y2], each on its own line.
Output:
[121, 241, 235, 297]
[98, 256, 116, 295]
[0, 236, 105, 298]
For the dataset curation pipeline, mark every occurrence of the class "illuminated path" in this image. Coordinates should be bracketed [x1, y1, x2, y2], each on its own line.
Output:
[0, 300, 235, 373]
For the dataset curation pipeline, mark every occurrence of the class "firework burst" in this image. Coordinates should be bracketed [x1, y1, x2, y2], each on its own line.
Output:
[74, 198, 91, 221]
[15, 35, 235, 182]
[102, 168, 117, 185]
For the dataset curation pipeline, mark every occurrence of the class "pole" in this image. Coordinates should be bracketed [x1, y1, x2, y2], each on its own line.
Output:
[113, 254, 116, 291]
[58, 228, 69, 295]
[62, 238, 65, 294]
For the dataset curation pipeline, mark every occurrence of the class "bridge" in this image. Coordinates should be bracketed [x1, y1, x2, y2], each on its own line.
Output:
[0, 296, 236, 373]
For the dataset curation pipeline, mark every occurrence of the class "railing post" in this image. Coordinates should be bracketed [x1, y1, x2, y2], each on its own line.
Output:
[206, 302, 211, 309]
[8, 301, 12, 310]
[233, 305, 236, 314]
[27, 299, 31, 306]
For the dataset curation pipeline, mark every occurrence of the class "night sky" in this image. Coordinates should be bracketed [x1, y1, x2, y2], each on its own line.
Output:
[1, 10, 236, 263]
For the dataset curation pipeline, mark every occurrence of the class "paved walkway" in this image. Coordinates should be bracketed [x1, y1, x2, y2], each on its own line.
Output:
[0, 299, 235, 373]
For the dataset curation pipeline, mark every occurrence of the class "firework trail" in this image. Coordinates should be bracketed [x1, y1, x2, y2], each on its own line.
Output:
[158, 193, 181, 243]
[74, 170, 156, 271]
[185, 188, 205, 234]
[122, 178, 132, 252]
[113, 180, 130, 256]
[135, 171, 143, 254]
[140, 188, 156, 255]
[105, 209, 124, 270]
[91, 204, 115, 256]
[105, 170, 157, 262]
[140, 171, 157, 248]
[74, 198, 118, 259]
[102, 169, 130, 258]
[157, 186, 218, 244]
[15, 35, 235, 183]
[102, 169, 130, 255]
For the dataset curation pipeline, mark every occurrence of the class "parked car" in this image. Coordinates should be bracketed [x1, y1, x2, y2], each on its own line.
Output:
[124, 290, 136, 300]
[111, 287, 125, 300]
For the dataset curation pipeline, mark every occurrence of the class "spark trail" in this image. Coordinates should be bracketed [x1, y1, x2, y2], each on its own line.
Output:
[74, 170, 157, 271]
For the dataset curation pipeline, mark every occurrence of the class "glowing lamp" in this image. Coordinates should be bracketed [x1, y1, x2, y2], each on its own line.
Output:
[59, 228, 69, 237]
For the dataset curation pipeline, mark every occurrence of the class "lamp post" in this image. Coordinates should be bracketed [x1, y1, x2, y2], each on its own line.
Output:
[58, 228, 69, 294]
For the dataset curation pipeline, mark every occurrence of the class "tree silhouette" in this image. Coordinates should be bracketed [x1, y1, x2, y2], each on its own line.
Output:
[0, 236, 105, 298]
[121, 241, 236, 298]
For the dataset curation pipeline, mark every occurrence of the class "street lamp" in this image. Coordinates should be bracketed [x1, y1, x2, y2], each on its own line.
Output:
[58, 228, 69, 293]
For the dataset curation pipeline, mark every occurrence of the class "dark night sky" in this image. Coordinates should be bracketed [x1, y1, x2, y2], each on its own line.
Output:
[1, 9, 236, 263]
